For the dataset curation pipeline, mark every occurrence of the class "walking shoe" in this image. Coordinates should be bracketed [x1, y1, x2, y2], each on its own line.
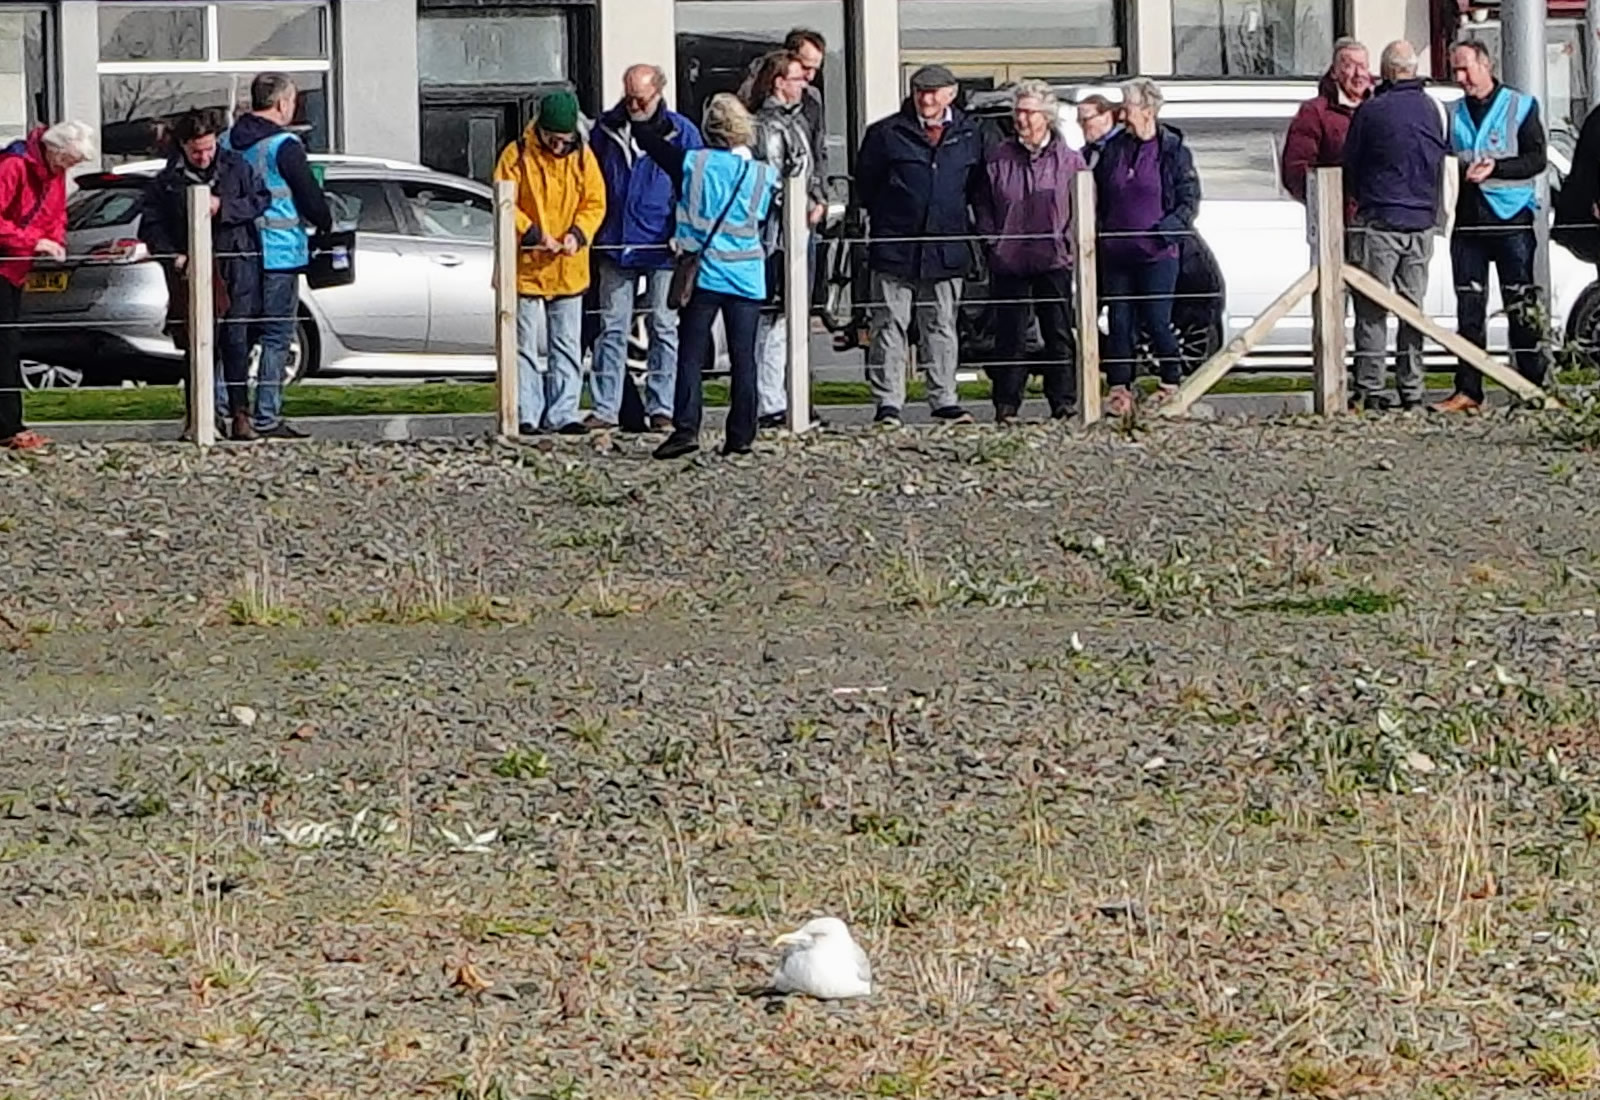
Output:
[1049, 402, 1077, 420]
[582, 414, 616, 431]
[517, 422, 539, 436]
[556, 420, 590, 436]
[230, 411, 259, 441]
[993, 403, 1020, 425]
[1, 429, 49, 450]
[653, 433, 699, 460]
[1145, 384, 1179, 408]
[931, 405, 973, 424]
[1429, 392, 1481, 414]
[758, 412, 786, 430]
[1105, 387, 1135, 417]
[259, 421, 308, 440]
[1397, 396, 1424, 412]
[649, 414, 674, 433]
[721, 442, 753, 456]
[874, 406, 902, 428]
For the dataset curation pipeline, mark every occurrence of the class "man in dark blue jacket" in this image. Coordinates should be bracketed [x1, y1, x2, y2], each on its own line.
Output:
[1341, 40, 1447, 411]
[855, 65, 982, 426]
[140, 108, 270, 440]
[588, 64, 702, 432]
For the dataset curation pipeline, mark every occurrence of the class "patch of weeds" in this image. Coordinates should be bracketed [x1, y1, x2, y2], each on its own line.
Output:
[952, 431, 1028, 466]
[566, 573, 647, 617]
[1545, 384, 1600, 450]
[1205, 1025, 1252, 1049]
[884, 546, 1045, 610]
[207, 758, 289, 794]
[946, 563, 1046, 608]
[491, 746, 550, 782]
[1284, 1060, 1339, 1097]
[225, 559, 298, 626]
[1253, 586, 1400, 616]
[1530, 1033, 1600, 1090]
[849, 811, 920, 847]
[563, 711, 609, 747]
[1061, 533, 1221, 615]
[460, 913, 554, 942]
[555, 463, 630, 507]
[884, 543, 946, 610]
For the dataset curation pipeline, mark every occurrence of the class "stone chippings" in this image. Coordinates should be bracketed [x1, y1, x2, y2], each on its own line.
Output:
[1, 416, 1599, 1097]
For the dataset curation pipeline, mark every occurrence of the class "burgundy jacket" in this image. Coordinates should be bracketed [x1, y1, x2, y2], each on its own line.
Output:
[1281, 74, 1363, 219]
[973, 133, 1086, 278]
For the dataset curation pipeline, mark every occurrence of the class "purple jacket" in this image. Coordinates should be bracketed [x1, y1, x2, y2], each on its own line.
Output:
[974, 134, 1085, 277]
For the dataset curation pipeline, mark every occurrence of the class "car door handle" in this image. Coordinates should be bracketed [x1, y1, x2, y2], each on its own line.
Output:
[431, 253, 464, 267]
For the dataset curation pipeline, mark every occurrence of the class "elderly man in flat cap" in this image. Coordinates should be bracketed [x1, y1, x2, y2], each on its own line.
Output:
[855, 64, 982, 426]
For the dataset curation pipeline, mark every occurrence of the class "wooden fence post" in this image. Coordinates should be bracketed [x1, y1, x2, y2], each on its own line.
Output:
[185, 184, 215, 448]
[782, 174, 813, 434]
[1310, 167, 1347, 415]
[493, 178, 519, 437]
[1072, 171, 1100, 425]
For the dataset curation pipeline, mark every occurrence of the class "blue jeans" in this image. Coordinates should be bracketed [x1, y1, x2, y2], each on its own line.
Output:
[253, 270, 299, 429]
[591, 259, 677, 421]
[1450, 228, 1547, 401]
[1103, 254, 1182, 388]
[516, 294, 584, 430]
[673, 288, 761, 451]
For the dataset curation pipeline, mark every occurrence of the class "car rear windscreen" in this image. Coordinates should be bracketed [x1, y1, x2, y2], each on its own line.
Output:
[68, 186, 145, 232]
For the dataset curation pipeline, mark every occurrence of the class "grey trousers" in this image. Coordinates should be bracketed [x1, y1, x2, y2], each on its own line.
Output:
[865, 270, 962, 411]
[1348, 221, 1433, 403]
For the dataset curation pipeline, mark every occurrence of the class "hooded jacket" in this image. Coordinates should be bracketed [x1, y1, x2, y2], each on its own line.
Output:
[0, 129, 67, 288]
[1282, 73, 1364, 210]
[855, 98, 982, 281]
[225, 112, 332, 238]
[974, 131, 1085, 277]
[591, 99, 701, 269]
[140, 145, 271, 325]
[492, 122, 607, 298]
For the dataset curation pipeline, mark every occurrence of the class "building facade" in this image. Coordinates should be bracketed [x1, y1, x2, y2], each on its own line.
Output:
[0, 0, 1581, 183]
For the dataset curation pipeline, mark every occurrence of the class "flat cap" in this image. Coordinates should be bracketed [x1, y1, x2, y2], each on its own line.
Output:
[908, 64, 957, 91]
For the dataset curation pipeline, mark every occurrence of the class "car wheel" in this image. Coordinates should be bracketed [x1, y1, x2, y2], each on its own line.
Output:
[246, 316, 316, 387]
[1564, 282, 1600, 366]
[20, 360, 85, 390]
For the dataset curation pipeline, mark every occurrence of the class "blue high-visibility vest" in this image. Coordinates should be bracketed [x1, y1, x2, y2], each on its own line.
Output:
[221, 129, 308, 270]
[1450, 85, 1538, 220]
[671, 149, 776, 300]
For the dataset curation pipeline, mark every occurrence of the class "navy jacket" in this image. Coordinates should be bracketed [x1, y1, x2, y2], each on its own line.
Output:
[855, 99, 982, 281]
[140, 147, 270, 293]
[1341, 78, 1446, 232]
[590, 100, 702, 269]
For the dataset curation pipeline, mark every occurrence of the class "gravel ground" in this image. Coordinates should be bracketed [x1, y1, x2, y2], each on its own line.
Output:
[3, 413, 1600, 1098]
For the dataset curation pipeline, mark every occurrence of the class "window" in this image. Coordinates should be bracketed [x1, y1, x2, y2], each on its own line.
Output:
[419, 13, 568, 85]
[325, 179, 400, 235]
[0, 7, 53, 139]
[899, 0, 1118, 51]
[68, 186, 146, 232]
[97, 2, 333, 164]
[1173, 0, 1335, 77]
[398, 182, 493, 242]
[1176, 119, 1287, 201]
[674, 1, 849, 179]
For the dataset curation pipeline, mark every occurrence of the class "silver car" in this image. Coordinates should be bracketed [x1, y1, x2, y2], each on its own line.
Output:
[22, 155, 715, 387]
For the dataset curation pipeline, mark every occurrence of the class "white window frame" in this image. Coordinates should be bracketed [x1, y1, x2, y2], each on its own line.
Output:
[96, 1, 333, 73]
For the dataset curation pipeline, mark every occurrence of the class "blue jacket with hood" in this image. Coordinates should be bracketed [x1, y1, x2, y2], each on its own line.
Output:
[590, 100, 702, 270]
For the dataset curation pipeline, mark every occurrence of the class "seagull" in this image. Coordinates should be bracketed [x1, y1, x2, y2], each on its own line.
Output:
[770, 917, 873, 999]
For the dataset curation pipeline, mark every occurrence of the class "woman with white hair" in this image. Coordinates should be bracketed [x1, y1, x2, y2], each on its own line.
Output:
[0, 119, 95, 449]
[1093, 78, 1199, 415]
[973, 80, 1086, 423]
[634, 92, 779, 459]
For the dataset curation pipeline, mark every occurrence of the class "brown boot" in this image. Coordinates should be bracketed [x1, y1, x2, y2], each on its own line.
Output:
[1429, 393, 1481, 414]
[231, 410, 259, 441]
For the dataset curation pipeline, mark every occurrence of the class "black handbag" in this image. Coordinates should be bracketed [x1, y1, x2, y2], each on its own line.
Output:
[306, 229, 356, 290]
[668, 162, 749, 310]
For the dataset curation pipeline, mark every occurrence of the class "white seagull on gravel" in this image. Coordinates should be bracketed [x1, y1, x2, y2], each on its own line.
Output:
[771, 917, 873, 999]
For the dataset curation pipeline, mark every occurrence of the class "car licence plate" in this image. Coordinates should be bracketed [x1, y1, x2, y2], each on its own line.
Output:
[25, 271, 68, 293]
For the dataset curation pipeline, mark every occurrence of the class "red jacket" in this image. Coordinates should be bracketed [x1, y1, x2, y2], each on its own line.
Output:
[0, 129, 68, 288]
[1281, 75, 1362, 219]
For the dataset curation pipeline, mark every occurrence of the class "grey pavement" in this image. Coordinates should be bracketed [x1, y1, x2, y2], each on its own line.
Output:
[33, 390, 1497, 445]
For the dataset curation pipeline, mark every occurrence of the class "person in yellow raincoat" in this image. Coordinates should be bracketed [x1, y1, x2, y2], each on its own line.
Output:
[492, 89, 606, 435]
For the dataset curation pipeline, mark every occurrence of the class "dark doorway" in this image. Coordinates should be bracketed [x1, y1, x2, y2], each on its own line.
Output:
[420, 94, 540, 182]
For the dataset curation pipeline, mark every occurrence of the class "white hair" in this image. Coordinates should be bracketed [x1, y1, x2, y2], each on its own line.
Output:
[1013, 80, 1060, 114]
[41, 120, 96, 163]
[1120, 77, 1164, 114]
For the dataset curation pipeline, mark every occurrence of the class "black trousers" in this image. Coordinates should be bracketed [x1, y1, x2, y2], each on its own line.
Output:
[984, 269, 1075, 413]
[0, 280, 23, 439]
[1451, 228, 1547, 401]
[673, 287, 762, 453]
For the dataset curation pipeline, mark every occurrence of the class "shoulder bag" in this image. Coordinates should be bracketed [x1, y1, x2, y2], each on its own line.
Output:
[669, 159, 749, 310]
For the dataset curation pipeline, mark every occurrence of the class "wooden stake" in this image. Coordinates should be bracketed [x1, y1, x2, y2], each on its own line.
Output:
[1072, 170, 1100, 425]
[1158, 268, 1319, 418]
[185, 184, 215, 448]
[782, 175, 812, 434]
[492, 179, 519, 437]
[1310, 167, 1347, 415]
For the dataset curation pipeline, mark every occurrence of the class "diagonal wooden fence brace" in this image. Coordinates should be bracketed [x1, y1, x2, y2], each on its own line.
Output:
[1158, 268, 1319, 418]
[1340, 266, 1559, 408]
